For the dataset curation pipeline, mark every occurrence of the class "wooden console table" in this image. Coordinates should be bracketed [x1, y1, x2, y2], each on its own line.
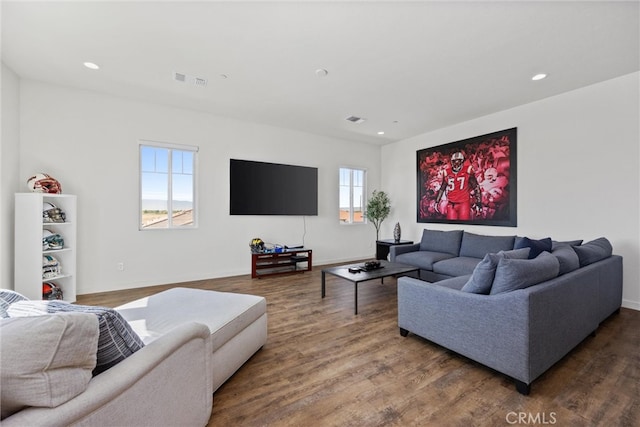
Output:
[251, 249, 312, 278]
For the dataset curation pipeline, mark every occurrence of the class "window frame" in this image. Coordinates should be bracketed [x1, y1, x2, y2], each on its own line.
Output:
[139, 140, 198, 230]
[339, 166, 367, 225]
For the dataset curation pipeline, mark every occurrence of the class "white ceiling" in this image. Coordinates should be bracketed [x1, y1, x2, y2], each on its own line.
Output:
[2, 1, 639, 145]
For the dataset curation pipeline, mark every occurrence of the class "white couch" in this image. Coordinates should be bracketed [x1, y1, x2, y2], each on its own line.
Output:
[1, 287, 267, 426]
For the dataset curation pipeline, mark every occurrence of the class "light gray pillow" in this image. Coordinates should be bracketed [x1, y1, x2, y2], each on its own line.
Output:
[0, 313, 99, 419]
[459, 232, 515, 259]
[8, 300, 145, 375]
[552, 244, 580, 275]
[461, 248, 530, 294]
[573, 237, 613, 267]
[490, 251, 560, 294]
[419, 229, 463, 256]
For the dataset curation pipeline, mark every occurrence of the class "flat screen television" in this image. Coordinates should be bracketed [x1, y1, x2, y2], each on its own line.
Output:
[230, 159, 318, 216]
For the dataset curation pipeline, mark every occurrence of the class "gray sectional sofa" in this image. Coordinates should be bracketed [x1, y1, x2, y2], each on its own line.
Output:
[391, 229, 623, 394]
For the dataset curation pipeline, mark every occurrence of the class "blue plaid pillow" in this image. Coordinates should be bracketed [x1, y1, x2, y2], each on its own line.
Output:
[0, 290, 29, 318]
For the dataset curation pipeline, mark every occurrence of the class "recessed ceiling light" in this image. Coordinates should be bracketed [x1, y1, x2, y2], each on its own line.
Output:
[83, 62, 100, 70]
[377, 131, 385, 135]
[315, 68, 328, 77]
[532, 73, 547, 81]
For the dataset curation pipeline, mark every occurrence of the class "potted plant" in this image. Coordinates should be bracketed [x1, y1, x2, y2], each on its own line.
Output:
[364, 190, 391, 241]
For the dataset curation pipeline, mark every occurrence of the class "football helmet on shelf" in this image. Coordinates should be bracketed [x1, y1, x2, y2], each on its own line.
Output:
[42, 282, 63, 300]
[42, 229, 64, 250]
[27, 173, 62, 194]
[43, 202, 66, 223]
[250, 238, 265, 253]
[42, 255, 61, 279]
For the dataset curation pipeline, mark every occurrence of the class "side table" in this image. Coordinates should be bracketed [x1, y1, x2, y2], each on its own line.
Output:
[375, 239, 414, 261]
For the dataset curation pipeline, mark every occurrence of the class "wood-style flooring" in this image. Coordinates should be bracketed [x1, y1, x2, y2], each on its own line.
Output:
[77, 265, 640, 426]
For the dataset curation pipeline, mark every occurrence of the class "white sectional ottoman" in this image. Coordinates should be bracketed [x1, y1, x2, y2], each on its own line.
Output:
[115, 287, 267, 392]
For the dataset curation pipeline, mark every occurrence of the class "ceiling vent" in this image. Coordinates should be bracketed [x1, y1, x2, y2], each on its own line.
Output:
[174, 72, 207, 87]
[345, 115, 366, 124]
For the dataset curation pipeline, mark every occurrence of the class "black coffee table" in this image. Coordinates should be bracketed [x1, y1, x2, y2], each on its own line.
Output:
[321, 260, 419, 314]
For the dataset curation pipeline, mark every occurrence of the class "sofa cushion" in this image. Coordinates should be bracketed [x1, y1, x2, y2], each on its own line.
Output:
[552, 244, 580, 275]
[573, 237, 613, 267]
[0, 313, 99, 419]
[8, 301, 145, 375]
[395, 251, 456, 271]
[434, 275, 471, 291]
[115, 287, 267, 353]
[0, 290, 29, 318]
[419, 229, 463, 256]
[461, 248, 531, 294]
[490, 251, 560, 294]
[431, 256, 482, 277]
[514, 236, 552, 259]
[551, 239, 583, 250]
[459, 232, 515, 259]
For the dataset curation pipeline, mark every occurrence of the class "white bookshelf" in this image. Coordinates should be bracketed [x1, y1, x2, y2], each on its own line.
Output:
[15, 193, 77, 302]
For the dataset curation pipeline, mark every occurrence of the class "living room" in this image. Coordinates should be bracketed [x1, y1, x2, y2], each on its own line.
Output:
[1, 1, 639, 425]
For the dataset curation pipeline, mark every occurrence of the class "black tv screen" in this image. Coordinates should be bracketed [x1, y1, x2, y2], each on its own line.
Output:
[230, 159, 318, 215]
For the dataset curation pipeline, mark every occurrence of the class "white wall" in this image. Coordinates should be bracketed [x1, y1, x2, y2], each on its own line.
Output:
[17, 80, 382, 295]
[1, 63, 21, 289]
[381, 72, 640, 310]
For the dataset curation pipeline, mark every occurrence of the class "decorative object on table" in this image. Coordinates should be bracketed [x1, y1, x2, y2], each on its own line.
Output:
[27, 173, 62, 194]
[42, 202, 66, 223]
[416, 127, 517, 227]
[250, 238, 265, 253]
[363, 260, 382, 271]
[364, 190, 391, 240]
[42, 282, 63, 300]
[393, 222, 401, 243]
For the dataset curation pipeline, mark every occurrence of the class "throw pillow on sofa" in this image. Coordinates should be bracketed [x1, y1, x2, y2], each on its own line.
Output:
[419, 229, 463, 256]
[490, 251, 560, 295]
[514, 236, 552, 259]
[461, 248, 530, 294]
[0, 313, 100, 419]
[8, 300, 145, 375]
[573, 237, 613, 267]
[552, 244, 580, 275]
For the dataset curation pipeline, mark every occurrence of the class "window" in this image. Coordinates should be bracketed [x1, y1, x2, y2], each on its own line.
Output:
[139, 141, 198, 229]
[339, 167, 366, 224]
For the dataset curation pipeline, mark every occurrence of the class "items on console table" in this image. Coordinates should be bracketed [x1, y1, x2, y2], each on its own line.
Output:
[376, 239, 414, 260]
[251, 248, 312, 278]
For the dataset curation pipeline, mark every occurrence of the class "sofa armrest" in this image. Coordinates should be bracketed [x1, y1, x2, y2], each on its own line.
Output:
[3, 322, 213, 427]
[390, 243, 420, 261]
[398, 277, 531, 382]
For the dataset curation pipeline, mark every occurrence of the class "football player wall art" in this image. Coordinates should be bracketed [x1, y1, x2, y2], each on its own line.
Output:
[417, 128, 517, 227]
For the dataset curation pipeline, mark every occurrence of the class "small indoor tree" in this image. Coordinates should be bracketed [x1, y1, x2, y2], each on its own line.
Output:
[364, 190, 391, 241]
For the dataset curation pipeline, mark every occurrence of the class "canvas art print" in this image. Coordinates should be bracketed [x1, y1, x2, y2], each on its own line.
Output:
[417, 127, 517, 227]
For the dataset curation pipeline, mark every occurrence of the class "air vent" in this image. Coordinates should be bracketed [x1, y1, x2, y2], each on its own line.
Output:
[194, 77, 208, 87]
[345, 116, 366, 124]
[173, 72, 207, 87]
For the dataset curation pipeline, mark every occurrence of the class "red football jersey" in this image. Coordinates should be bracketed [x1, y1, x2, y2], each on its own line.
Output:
[442, 162, 475, 204]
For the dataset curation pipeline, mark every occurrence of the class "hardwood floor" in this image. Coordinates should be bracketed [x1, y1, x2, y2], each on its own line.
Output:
[77, 266, 640, 426]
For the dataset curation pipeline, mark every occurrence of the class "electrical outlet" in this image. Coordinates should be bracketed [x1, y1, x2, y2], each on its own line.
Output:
[117, 262, 124, 271]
